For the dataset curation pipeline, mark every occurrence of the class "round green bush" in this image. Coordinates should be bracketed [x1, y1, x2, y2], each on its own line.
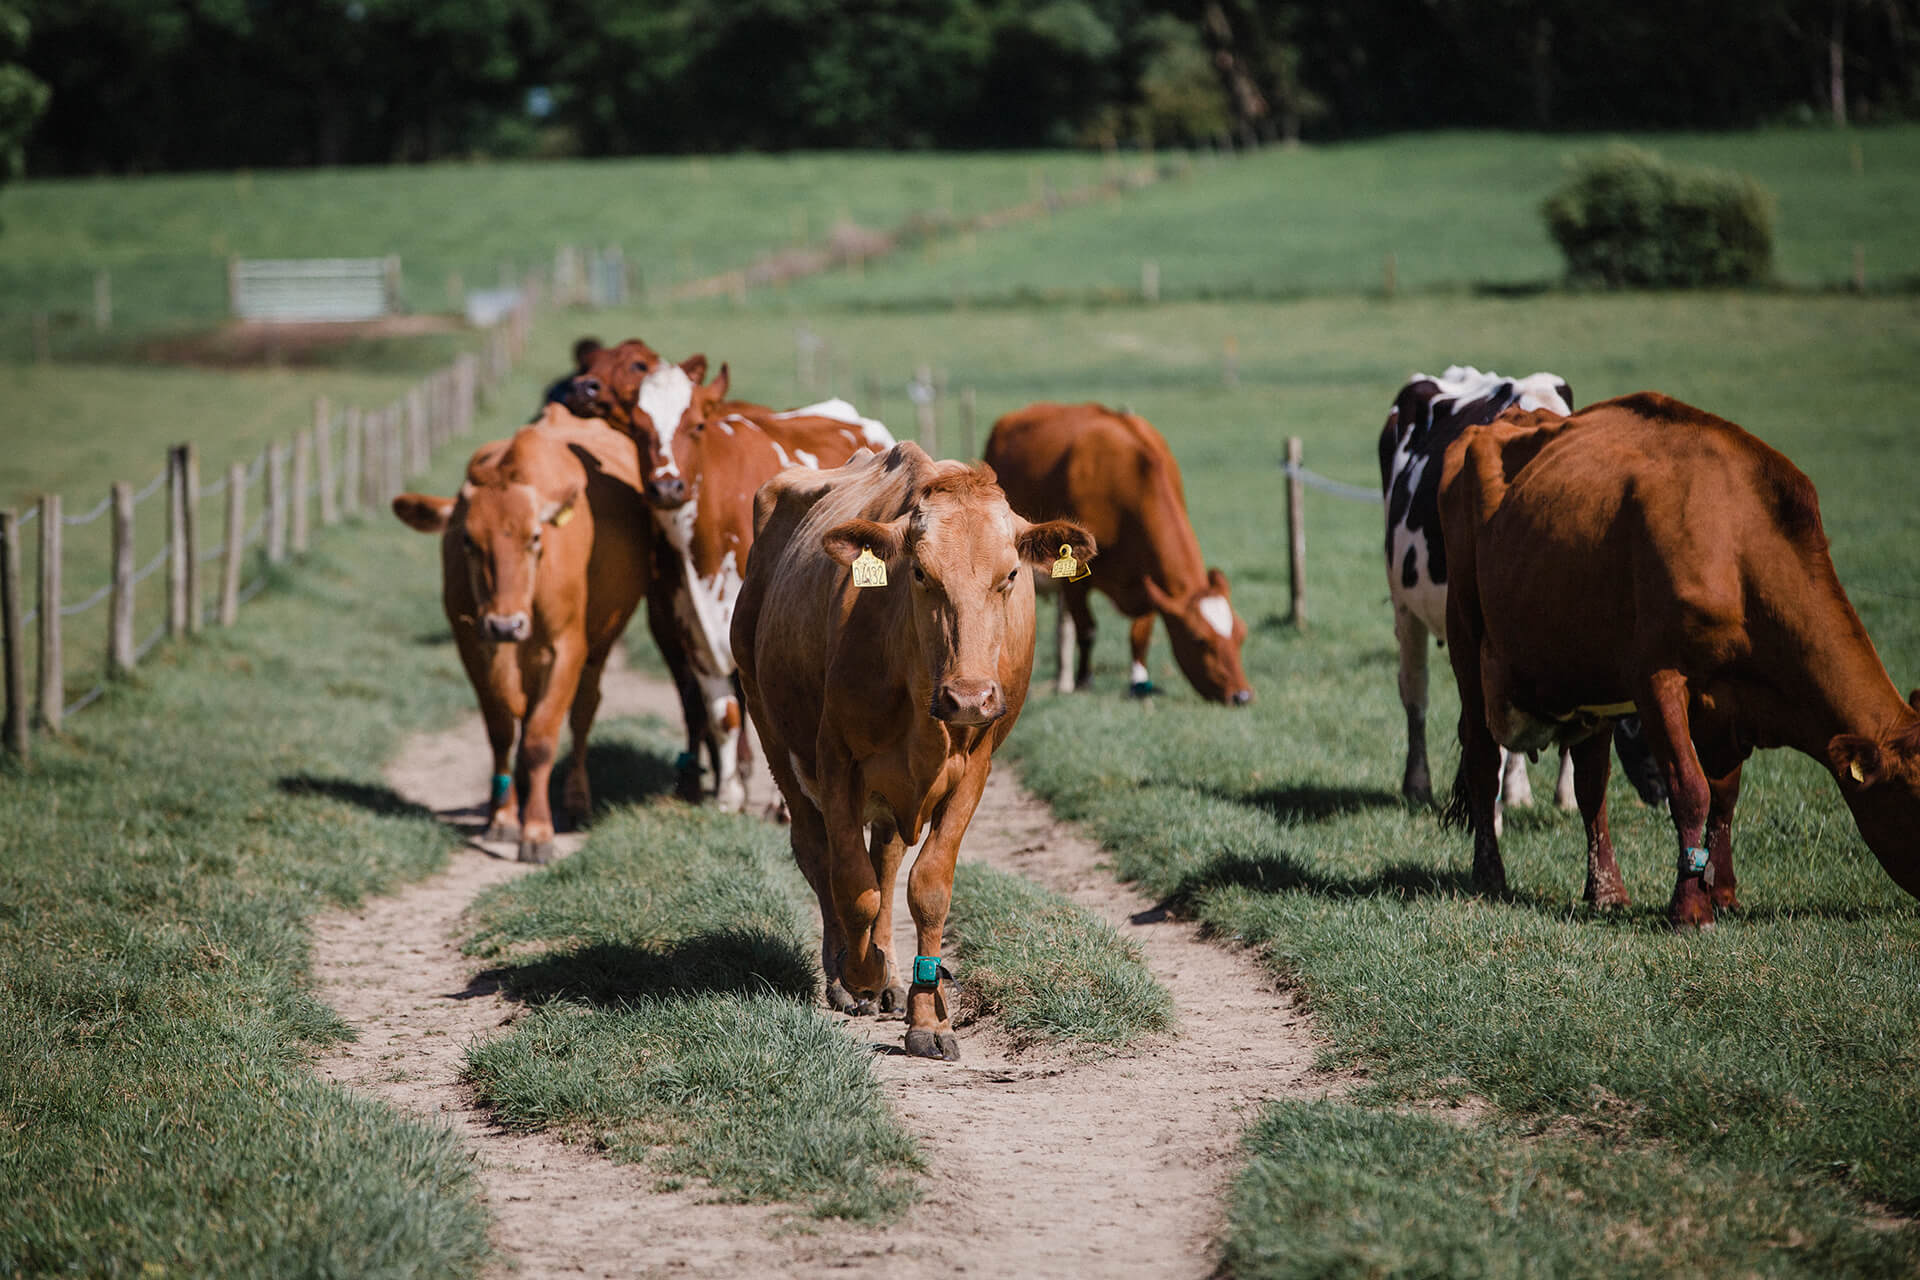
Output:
[1542, 144, 1775, 288]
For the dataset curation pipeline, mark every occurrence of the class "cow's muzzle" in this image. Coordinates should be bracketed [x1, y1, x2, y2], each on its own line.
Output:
[482, 612, 530, 643]
[933, 679, 1004, 725]
[645, 474, 688, 508]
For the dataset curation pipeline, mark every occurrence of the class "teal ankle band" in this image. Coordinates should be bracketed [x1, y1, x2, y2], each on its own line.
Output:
[491, 773, 512, 805]
[1684, 846, 1709, 874]
[912, 955, 944, 985]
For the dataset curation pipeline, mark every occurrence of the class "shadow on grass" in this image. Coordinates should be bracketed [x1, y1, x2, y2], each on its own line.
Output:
[476, 930, 818, 1008]
[1171, 846, 1478, 907]
[1226, 783, 1405, 825]
[276, 774, 437, 821]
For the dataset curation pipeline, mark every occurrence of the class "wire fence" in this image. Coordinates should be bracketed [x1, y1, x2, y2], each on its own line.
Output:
[0, 291, 535, 753]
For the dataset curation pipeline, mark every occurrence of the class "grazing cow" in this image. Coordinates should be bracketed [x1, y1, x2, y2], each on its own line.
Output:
[984, 402, 1253, 705]
[575, 353, 895, 810]
[1439, 392, 1920, 927]
[734, 443, 1095, 1059]
[392, 406, 650, 862]
[1380, 365, 1664, 820]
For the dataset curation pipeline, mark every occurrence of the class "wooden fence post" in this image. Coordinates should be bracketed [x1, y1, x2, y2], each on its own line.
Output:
[109, 482, 134, 676]
[360, 411, 380, 513]
[1141, 258, 1160, 303]
[94, 270, 112, 331]
[36, 494, 60, 730]
[314, 396, 337, 526]
[31, 311, 49, 364]
[1383, 250, 1398, 299]
[960, 386, 977, 460]
[1, 510, 24, 756]
[167, 447, 188, 638]
[291, 430, 312, 555]
[387, 406, 406, 504]
[267, 443, 288, 565]
[182, 444, 202, 633]
[340, 408, 362, 518]
[1286, 436, 1306, 629]
[220, 463, 245, 626]
[407, 386, 428, 476]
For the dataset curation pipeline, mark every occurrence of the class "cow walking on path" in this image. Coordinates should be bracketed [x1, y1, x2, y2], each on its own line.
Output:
[393, 406, 651, 862]
[985, 402, 1252, 704]
[733, 443, 1095, 1059]
[564, 348, 892, 811]
[1440, 392, 1920, 927]
[1380, 365, 1664, 822]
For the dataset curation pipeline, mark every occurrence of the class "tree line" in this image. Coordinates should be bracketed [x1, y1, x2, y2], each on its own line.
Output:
[16, 0, 1920, 175]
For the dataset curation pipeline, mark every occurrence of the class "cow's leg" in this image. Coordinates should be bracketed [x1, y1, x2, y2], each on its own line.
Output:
[1638, 670, 1716, 929]
[699, 672, 746, 813]
[1394, 603, 1433, 804]
[1054, 591, 1076, 694]
[821, 767, 888, 1003]
[1128, 614, 1156, 696]
[1553, 747, 1578, 810]
[1450, 649, 1507, 896]
[903, 761, 991, 1062]
[455, 636, 523, 840]
[561, 651, 607, 826]
[1705, 764, 1742, 913]
[647, 571, 705, 802]
[868, 816, 910, 1015]
[1499, 747, 1534, 811]
[516, 640, 584, 865]
[1572, 730, 1628, 909]
[1066, 582, 1098, 691]
[788, 796, 857, 1012]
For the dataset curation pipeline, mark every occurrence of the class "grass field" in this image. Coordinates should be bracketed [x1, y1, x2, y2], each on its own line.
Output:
[6, 130, 1920, 1275]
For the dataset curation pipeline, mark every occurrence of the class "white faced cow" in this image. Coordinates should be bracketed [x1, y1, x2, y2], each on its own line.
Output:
[1380, 365, 1664, 824]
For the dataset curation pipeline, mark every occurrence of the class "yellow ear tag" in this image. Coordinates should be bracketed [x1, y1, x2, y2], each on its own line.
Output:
[1051, 544, 1089, 581]
[550, 505, 574, 528]
[851, 547, 888, 588]
[1849, 759, 1866, 783]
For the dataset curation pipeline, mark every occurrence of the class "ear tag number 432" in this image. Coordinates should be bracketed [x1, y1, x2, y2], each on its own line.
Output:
[852, 547, 888, 588]
[1051, 544, 1089, 582]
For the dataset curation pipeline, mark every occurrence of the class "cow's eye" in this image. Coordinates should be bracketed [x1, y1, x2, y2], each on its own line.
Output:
[1006, 568, 1018, 584]
[912, 564, 926, 583]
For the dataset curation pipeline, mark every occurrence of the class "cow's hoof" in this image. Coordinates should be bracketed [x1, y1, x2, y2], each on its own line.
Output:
[824, 979, 861, 1014]
[517, 838, 555, 865]
[483, 820, 518, 843]
[905, 1029, 961, 1061]
[878, 982, 908, 1016]
[1710, 888, 1741, 913]
[1585, 883, 1631, 911]
[1402, 781, 1433, 808]
[1667, 897, 1717, 931]
[1470, 867, 1508, 898]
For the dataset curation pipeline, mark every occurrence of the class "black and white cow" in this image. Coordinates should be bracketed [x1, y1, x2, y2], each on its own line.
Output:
[1379, 365, 1665, 824]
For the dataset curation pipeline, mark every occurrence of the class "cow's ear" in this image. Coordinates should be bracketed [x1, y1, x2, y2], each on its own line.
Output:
[822, 517, 904, 567]
[711, 363, 730, 401]
[680, 353, 708, 384]
[1015, 519, 1096, 571]
[1829, 734, 1887, 791]
[1207, 566, 1231, 596]
[572, 336, 602, 370]
[393, 493, 454, 533]
[1908, 688, 1920, 713]
[541, 483, 583, 527]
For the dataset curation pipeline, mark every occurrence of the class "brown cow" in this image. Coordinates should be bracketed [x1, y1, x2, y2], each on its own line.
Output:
[393, 405, 651, 862]
[733, 443, 1095, 1059]
[575, 353, 894, 810]
[1440, 392, 1920, 927]
[984, 402, 1252, 704]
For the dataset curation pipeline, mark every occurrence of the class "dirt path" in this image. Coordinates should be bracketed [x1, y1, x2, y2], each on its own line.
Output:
[313, 659, 1332, 1278]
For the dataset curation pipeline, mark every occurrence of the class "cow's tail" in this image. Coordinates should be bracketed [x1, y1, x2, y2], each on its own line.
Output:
[1439, 757, 1475, 833]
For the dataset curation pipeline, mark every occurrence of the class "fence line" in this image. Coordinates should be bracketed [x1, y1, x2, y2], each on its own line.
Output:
[0, 314, 515, 756]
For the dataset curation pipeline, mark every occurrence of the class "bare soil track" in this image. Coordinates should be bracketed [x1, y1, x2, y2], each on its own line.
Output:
[313, 658, 1332, 1278]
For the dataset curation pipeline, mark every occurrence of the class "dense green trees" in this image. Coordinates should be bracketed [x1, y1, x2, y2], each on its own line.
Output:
[18, 0, 1920, 174]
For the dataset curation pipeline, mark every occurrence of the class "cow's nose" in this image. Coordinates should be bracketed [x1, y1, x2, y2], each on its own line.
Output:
[483, 612, 529, 642]
[934, 679, 1003, 724]
[1232, 688, 1254, 706]
[572, 376, 602, 401]
[647, 474, 687, 507]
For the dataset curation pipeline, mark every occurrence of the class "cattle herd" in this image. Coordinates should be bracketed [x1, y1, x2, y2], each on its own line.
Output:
[393, 338, 1920, 1060]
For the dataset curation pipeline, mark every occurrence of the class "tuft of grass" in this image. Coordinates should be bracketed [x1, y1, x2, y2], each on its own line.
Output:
[1224, 1102, 1920, 1280]
[947, 862, 1174, 1051]
[461, 761, 922, 1220]
[0, 501, 493, 1276]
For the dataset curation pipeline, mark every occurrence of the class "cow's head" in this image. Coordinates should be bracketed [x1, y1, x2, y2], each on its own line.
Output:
[1142, 569, 1254, 705]
[621, 355, 729, 509]
[1828, 691, 1920, 898]
[561, 337, 664, 431]
[822, 462, 1095, 726]
[393, 457, 580, 645]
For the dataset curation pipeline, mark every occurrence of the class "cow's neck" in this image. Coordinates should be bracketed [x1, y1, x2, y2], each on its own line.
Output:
[653, 495, 738, 676]
[1753, 576, 1911, 758]
[1137, 469, 1208, 608]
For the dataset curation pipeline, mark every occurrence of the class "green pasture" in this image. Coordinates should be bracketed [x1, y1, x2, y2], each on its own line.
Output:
[0, 150, 1110, 357]
[775, 127, 1920, 308]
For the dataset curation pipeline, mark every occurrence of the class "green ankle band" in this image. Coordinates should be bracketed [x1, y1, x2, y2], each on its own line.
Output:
[912, 955, 945, 985]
